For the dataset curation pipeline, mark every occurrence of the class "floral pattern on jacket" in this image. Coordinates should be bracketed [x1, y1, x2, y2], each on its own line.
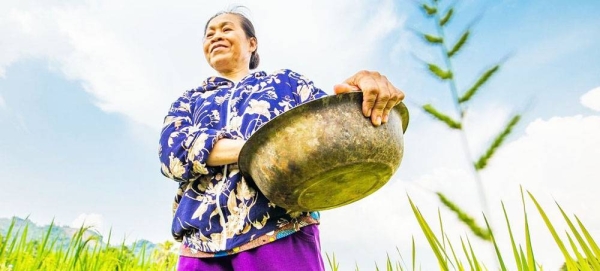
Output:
[158, 69, 327, 256]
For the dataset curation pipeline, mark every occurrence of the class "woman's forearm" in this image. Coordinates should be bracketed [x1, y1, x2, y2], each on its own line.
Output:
[206, 138, 246, 166]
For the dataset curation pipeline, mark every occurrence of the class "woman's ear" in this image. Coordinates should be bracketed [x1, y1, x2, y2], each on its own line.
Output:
[250, 37, 258, 53]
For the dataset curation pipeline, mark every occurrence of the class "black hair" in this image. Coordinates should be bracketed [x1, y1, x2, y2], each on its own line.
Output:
[204, 8, 260, 69]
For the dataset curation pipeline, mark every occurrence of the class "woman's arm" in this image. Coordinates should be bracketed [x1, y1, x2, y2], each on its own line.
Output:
[159, 90, 224, 181]
[206, 139, 246, 166]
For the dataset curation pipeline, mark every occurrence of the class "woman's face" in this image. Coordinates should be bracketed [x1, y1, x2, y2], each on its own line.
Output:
[203, 14, 257, 74]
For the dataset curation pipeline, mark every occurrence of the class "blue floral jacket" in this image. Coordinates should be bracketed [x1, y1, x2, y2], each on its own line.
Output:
[159, 69, 327, 257]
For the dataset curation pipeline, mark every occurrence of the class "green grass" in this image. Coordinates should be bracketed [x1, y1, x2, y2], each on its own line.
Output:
[325, 190, 600, 271]
[0, 219, 177, 271]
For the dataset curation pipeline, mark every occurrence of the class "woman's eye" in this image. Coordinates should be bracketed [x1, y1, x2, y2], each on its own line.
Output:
[223, 28, 232, 32]
[206, 33, 214, 38]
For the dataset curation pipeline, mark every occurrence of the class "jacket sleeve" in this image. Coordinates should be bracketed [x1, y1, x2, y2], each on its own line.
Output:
[282, 69, 328, 105]
[158, 90, 223, 182]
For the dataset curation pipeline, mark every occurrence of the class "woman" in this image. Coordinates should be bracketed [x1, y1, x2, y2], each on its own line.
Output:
[159, 10, 405, 271]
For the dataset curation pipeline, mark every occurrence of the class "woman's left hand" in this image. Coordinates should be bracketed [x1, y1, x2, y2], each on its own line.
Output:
[334, 70, 405, 126]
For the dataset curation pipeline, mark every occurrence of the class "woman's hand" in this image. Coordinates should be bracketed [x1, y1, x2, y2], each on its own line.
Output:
[334, 70, 405, 126]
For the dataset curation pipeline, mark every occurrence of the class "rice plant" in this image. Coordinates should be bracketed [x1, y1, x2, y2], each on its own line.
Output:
[325, 190, 600, 270]
[0, 218, 178, 271]
[413, 0, 520, 242]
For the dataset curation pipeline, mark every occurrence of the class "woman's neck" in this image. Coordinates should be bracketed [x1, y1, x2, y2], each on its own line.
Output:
[218, 67, 251, 83]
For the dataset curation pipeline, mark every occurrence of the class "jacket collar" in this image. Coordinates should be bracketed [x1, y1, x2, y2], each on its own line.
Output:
[200, 71, 267, 92]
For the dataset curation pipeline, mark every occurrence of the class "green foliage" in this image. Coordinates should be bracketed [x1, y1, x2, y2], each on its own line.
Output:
[326, 253, 340, 271]
[408, 197, 451, 271]
[440, 8, 453, 26]
[422, 104, 462, 129]
[474, 115, 521, 170]
[401, 190, 600, 271]
[424, 34, 444, 44]
[0, 218, 178, 271]
[447, 30, 470, 58]
[422, 4, 437, 16]
[436, 193, 491, 241]
[427, 63, 453, 80]
[483, 215, 507, 271]
[459, 65, 501, 104]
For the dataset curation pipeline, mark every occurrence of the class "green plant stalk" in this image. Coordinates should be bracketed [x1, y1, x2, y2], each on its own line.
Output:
[430, 0, 492, 236]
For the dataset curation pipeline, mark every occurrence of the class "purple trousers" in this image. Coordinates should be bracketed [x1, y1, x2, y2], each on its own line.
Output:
[177, 225, 325, 271]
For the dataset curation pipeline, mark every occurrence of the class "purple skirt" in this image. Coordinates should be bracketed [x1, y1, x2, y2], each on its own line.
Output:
[177, 225, 324, 271]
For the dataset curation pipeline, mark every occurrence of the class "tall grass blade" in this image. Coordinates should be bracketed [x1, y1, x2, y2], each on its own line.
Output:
[466, 236, 482, 271]
[34, 219, 55, 269]
[444, 234, 464, 271]
[518, 246, 530, 271]
[428, 63, 453, 80]
[483, 215, 507, 271]
[437, 192, 491, 241]
[557, 204, 600, 269]
[459, 65, 500, 104]
[460, 237, 475, 271]
[566, 232, 593, 271]
[527, 191, 577, 270]
[447, 30, 470, 58]
[408, 196, 450, 271]
[438, 209, 446, 251]
[422, 104, 462, 129]
[0, 217, 16, 259]
[576, 216, 600, 260]
[326, 253, 339, 271]
[412, 237, 416, 271]
[474, 114, 521, 170]
[502, 202, 523, 271]
[521, 190, 536, 271]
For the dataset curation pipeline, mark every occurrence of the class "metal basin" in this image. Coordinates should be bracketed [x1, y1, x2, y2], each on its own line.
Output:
[238, 92, 409, 211]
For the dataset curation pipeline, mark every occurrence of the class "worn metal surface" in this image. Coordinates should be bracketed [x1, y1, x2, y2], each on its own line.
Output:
[238, 92, 409, 211]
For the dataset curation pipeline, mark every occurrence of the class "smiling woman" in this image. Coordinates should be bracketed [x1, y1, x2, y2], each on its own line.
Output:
[158, 7, 405, 271]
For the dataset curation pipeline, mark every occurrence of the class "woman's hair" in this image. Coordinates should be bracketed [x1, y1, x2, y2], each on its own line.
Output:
[204, 8, 260, 70]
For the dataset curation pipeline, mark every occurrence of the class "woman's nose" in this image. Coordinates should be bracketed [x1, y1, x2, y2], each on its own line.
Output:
[211, 32, 224, 42]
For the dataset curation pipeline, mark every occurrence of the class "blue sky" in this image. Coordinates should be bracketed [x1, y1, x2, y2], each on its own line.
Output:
[1, 0, 599, 269]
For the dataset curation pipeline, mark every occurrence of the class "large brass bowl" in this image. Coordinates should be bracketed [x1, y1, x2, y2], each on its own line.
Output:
[238, 92, 409, 212]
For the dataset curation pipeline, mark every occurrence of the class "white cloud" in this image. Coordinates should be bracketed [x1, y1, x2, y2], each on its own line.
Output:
[70, 213, 104, 231]
[0, 0, 403, 130]
[0, 94, 5, 109]
[581, 86, 600, 111]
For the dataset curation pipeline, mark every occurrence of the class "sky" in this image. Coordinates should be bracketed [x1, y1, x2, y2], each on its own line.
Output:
[1, 0, 599, 269]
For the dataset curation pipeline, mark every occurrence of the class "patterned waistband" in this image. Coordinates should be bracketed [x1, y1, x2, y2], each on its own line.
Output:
[180, 215, 319, 258]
